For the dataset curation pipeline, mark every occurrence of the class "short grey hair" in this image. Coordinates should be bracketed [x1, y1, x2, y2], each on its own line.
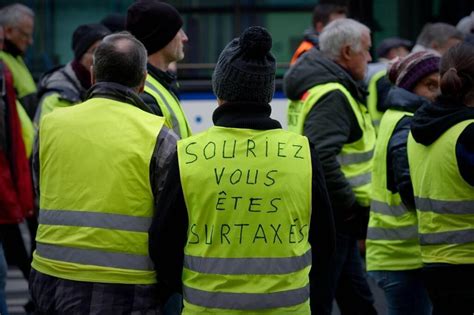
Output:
[93, 32, 147, 89]
[0, 3, 34, 28]
[416, 23, 464, 47]
[319, 18, 370, 60]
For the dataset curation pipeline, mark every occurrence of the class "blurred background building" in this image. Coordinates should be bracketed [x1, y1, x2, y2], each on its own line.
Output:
[1, 0, 472, 86]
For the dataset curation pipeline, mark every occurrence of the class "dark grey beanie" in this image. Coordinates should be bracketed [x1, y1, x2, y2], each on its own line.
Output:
[212, 26, 276, 104]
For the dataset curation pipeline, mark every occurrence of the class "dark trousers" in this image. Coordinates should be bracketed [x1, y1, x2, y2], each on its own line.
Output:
[0, 223, 31, 279]
[312, 232, 377, 315]
[423, 264, 474, 315]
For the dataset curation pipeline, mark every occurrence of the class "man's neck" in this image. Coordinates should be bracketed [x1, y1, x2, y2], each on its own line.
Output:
[148, 52, 170, 72]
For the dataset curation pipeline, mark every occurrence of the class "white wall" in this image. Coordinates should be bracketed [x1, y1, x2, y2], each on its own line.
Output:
[181, 97, 289, 134]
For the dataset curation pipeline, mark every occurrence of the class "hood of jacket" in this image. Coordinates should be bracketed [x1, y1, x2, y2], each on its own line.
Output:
[283, 48, 367, 102]
[411, 96, 474, 146]
[385, 86, 430, 113]
[38, 62, 84, 102]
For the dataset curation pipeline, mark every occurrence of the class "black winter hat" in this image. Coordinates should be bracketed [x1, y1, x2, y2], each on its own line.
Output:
[126, 0, 183, 55]
[72, 23, 110, 60]
[212, 26, 276, 104]
[100, 13, 126, 33]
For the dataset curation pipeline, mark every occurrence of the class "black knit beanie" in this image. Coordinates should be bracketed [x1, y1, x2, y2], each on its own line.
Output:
[72, 23, 110, 60]
[126, 0, 183, 55]
[100, 13, 126, 33]
[212, 26, 276, 104]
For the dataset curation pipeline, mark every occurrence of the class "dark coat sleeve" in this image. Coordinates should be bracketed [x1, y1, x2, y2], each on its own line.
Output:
[303, 90, 362, 217]
[456, 122, 474, 187]
[376, 75, 392, 112]
[387, 116, 415, 210]
[308, 145, 335, 313]
[149, 151, 187, 298]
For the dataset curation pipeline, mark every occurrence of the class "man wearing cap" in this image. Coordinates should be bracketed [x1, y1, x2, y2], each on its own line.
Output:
[29, 32, 177, 314]
[34, 23, 110, 126]
[149, 26, 335, 314]
[127, 0, 191, 139]
[365, 37, 413, 129]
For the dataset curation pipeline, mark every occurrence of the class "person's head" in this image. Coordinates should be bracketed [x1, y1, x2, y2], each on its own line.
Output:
[72, 23, 110, 71]
[0, 3, 34, 54]
[438, 43, 474, 106]
[415, 23, 464, 55]
[212, 26, 276, 105]
[100, 13, 126, 33]
[312, 4, 347, 33]
[319, 18, 372, 81]
[456, 12, 474, 36]
[388, 51, 441, 102]
[376, 37, 412, 61]
[126, 0, 188, 63]
[92, 32, 147, 93]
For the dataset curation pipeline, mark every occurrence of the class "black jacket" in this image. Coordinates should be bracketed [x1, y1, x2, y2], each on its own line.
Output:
[384, 87, 430, 210]
[410, 96, 474, 186]
[283, 48, 369, 227]
[149, 101, 335, 313]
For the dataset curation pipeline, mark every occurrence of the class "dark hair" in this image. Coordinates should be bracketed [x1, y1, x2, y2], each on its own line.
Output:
[312, 4, 347, 28]
[439, 43, 474, 104]
[93, 32, 147, 89]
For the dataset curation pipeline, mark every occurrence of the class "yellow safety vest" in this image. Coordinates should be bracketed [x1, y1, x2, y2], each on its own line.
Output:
[144, 73, 191, 138]
[32, 97, 165, 284]
[367, 69, 387, 132]
[0, 51, 36, 98]
[178, 127, 312, 314]
[16, 100, 34, 157]
[408, 120, 474, 265]
[288, 82, 376, 206]
[366, 109, 422, 271]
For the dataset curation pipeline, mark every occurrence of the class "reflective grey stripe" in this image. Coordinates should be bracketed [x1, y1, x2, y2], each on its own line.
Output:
[372, 119, 381, 127]
[36, 243, 154, 271]
[39, 209, 151, 233]
[367, 225, 418, 240]
[337, 150, 374, 165]
[184, 284, 309, 310]
[419, 229, 474, 245]
[370, 200, 408, 217]
[184, 250, 311, 275]
[347, 172, 371, 187]
[415, 197, 474, 215]
[145, 81, 181, 137]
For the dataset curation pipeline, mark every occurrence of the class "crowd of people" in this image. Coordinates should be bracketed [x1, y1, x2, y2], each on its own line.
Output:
[0, 1, 473, 314]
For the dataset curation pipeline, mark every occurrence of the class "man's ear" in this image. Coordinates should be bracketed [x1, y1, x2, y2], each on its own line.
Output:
[430, 41, 439, 50]
[137, 71, 147, 93]
[341, 45, 352, 61]
[90, 66, 96, 85]
[3, 26, 14, 40]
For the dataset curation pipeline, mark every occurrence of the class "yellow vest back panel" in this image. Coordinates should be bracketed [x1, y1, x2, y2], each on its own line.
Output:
[408, 120, 474, 264]
[33, 97, 165, 284]
[178, 127, 312, 314]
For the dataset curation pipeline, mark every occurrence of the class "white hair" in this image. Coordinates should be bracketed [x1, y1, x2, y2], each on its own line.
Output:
[0, 3, 34, 28]
[319, 18, 370, 60]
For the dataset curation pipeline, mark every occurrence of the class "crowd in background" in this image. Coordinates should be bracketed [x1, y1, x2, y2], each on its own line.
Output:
[0, 1, 473, 314]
